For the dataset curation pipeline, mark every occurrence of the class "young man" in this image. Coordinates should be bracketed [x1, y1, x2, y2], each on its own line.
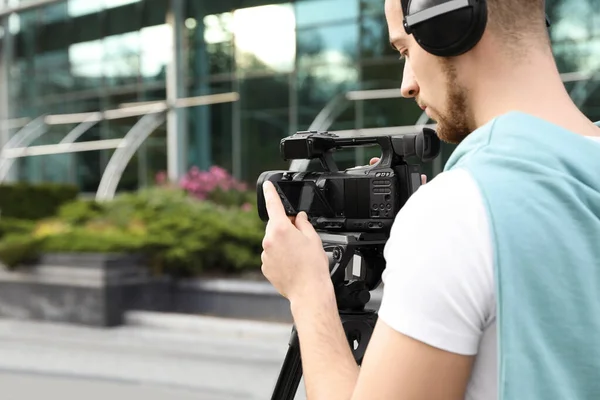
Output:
[260, 0, 600, 399]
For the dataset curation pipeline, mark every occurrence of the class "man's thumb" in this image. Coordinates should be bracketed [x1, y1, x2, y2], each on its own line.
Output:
[294, 212, 315, 234]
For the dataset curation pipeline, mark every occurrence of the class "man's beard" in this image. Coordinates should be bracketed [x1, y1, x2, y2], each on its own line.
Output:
[431, 60, 475, 145]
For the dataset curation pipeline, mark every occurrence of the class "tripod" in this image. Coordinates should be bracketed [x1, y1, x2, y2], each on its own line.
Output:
[270, 232, 387, 400]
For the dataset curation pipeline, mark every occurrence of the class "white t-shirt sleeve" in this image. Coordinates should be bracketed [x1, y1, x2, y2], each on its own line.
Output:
[378, 168, 495, 356]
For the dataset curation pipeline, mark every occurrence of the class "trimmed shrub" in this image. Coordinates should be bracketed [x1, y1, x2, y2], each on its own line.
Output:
[0, 182, 78, 220]
[0, 167, 265, 277]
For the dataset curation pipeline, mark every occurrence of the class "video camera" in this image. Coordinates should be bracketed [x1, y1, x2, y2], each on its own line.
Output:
[257, 127, 441, 400]
[256, 128, 440, 233]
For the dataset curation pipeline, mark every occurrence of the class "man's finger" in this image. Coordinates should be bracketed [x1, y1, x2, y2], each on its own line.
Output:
[294, 212, 318, 238]
[263, 181, 289, 222]
[421, 174, 428, 185]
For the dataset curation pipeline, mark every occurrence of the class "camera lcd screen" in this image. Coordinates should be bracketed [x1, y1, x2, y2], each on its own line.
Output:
[276, 181, 333, 217]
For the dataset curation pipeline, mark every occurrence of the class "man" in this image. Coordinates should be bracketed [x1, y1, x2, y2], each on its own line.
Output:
[260, 0, 600, 399]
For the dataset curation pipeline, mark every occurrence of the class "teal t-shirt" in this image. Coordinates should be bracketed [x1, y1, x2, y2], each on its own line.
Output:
[445, 112, 600, 399]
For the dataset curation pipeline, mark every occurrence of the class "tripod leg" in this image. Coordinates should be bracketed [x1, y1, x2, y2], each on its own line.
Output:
[271, 327, 303, 400]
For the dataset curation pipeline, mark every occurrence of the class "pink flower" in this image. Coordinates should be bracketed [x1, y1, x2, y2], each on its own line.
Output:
[179, 165, 249, 203]
[241, 203, 253, 212]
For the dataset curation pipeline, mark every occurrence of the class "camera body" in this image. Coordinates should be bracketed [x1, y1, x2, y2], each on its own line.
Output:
[257, 128, 440, 233]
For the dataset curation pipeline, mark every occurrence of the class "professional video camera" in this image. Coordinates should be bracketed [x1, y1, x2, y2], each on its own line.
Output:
[256, 128, 440, 232]
[256, 128, 440, 400]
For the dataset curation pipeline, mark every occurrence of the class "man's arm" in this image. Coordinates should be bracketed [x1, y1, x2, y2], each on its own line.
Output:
[290, 290, 359, 400]
[353, 320, 475, 399]
[290, 293, 474, 400]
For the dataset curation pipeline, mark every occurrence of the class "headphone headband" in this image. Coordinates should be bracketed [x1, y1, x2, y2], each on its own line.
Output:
[404, 0, 474, 33]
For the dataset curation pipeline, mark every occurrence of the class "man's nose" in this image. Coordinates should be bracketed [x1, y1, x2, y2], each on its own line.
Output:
[400, 61, 419, 99]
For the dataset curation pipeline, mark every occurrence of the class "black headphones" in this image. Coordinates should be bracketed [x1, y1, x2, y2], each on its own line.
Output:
[401, 0, 551, 58]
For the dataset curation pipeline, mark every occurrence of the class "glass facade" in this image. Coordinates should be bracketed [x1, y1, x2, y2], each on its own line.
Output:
[0, 0, 599, 193]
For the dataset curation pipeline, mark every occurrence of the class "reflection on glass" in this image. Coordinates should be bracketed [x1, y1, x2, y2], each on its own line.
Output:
[200, 12, 234, 76]
[361, 14, 397, 59]
[360, 0, 385, 16]
[548, 0, 600, 75]
[72, 122, 103, 192]
[233, 4, 296, 74]
[40, 154, 73, 184]
[297, 23, 358, 67]
[8, 14, 21, 35]
[104, 31, 140, 58]
[104, 0, 141, 9]
[296, 62, 358, 127]
[579, 85, 600, 122]
[240, 74, 290, 183]
[141, 87, 167, 102]
[362, 97, 422, 129]
[105, 116, 138, 140]
[104, 56, 140, 86]
[117, 152, 139, 192]
[204, 13, 233, 44]
[209, 103, 234, 173]
[41, 2, 70, 24]
[69, 39, 104, 66]
[72, 63, 103, 80]
[41, 69, 75, 97]
[69, 0, 142, 17]
[550, 0, 599, 41]
[143, 137, 168, 188]
[140, 24, 172, 79]
[187, 101, 234, 174]
[35, 49, 70, 69]
[553, 37, 600, 74]
[68, 0, 103, 17]
[295, 0, 359, 27]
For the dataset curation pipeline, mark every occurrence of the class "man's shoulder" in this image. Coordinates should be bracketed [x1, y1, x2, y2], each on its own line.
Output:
[400, 168, 484, 220]
[381, 167, 496, 356]
[388, 167, 492, 265]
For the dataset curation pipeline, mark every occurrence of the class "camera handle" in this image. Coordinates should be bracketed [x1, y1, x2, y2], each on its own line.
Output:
[270, 234, 386, 400]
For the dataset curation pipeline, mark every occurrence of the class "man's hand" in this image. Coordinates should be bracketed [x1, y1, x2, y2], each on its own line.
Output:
[260, 181, 333, 303]
[370, 157, 428, 185]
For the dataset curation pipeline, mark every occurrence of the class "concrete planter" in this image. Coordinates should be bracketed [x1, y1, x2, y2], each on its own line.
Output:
[0, 253, 383, 327]
[0, 253, 151, 327]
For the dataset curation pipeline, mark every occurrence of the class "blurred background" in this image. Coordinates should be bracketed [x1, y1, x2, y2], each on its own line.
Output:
[0, 0, 597, 193]
[0, 0, 597, 399]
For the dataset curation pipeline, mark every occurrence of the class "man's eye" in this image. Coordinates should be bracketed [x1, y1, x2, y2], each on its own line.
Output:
[398, 50, 409, 61]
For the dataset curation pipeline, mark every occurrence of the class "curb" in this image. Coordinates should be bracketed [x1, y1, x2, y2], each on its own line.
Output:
[125, 311, 294, 340]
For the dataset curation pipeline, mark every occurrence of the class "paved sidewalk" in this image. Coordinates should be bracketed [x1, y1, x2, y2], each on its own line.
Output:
[0, 314, 307, 399]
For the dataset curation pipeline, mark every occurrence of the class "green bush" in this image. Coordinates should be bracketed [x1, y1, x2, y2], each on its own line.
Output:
[41, 228, 147, 254]
[56, 199, 105, 225]
[0, 182, 79, 220]
[0, 218, 36, 238]
[0, 185, 265, 277]
[0, 234, 42, 269]
[112, 187, 264, 277]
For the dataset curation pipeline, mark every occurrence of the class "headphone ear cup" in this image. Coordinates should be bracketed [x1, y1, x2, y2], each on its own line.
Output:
[408, 0, 488, 57]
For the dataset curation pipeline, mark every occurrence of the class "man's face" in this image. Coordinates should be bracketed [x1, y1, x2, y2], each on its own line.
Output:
[385, 0, 475, 144]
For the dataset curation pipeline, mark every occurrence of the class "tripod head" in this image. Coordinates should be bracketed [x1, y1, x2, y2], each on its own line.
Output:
[321, 232, 387, 311]
[319, 232, 387, 367]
